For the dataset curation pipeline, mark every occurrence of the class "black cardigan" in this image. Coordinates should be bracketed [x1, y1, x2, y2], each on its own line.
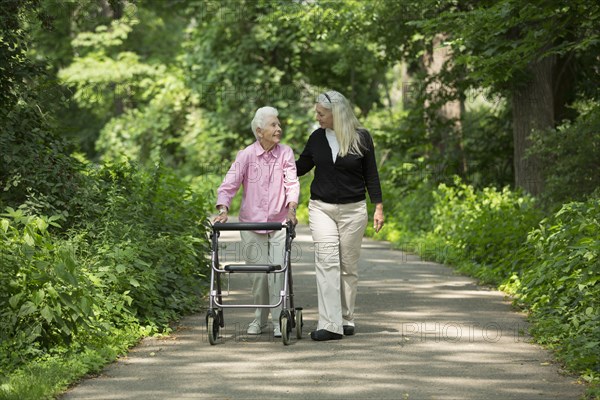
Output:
[296, 128, 383, 205]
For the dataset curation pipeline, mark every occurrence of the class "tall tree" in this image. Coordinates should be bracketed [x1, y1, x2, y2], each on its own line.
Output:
[360, 0, 599, 194]
[413, 0, 600, 195]
[0, 0, 83, 215]
[50, 0, 199, 168]
[182, 0, 389, 157]
[422, 33, 467, 176]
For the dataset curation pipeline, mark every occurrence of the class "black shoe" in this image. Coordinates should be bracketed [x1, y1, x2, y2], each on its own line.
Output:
[310, 329, 343, 341]
[343, 325, 355, 336]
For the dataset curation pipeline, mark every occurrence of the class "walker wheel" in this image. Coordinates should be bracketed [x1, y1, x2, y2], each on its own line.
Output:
[280, 311, 292, 345]
[206, 312, 219, 345]
[295, 309, 303, 339]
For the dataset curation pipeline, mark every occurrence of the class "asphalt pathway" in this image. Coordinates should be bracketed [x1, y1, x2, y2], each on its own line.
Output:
[61, 224, 584, 399]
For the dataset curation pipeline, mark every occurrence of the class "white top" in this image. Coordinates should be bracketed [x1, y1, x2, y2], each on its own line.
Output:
[325, 128, 339, 163]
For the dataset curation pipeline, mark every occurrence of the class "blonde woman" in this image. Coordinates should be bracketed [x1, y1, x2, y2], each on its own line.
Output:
[296, 90, 384, 341]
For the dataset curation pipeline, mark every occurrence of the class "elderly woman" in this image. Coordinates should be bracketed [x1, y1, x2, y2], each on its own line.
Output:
[296, 90, 384, 341]
[214, 106, 299, 338]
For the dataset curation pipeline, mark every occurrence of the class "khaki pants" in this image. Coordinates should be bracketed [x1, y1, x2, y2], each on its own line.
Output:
[308, 199, 368, 334]
[240, 229, 286, 327]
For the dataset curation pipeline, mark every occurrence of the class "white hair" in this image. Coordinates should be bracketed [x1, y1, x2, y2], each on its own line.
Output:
[251, 106, 279, 139]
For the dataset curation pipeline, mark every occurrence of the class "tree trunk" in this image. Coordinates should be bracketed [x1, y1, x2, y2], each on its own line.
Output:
[423, 33, 466, 176]
[511, 55, 556, 196]
[100, 0, 125, 116]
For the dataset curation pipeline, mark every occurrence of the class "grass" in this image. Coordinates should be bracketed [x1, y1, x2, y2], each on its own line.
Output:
[0, 327, 144, 400]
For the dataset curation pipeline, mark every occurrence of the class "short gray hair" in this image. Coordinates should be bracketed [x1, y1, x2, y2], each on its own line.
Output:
[251, 106, 279, 139]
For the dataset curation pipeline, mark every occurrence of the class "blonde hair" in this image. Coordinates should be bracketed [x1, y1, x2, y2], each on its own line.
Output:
[317, 90, 363, 157]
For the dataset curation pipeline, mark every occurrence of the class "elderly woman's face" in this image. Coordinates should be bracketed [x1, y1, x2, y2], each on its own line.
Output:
[315, 104, 333, 130]
[257, 115, 282, 150]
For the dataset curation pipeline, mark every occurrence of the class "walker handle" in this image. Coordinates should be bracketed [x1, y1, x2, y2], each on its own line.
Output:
[212, 222, 285, 231]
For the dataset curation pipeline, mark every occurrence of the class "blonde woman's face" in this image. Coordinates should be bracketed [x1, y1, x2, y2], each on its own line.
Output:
[315, 104, 333, 130]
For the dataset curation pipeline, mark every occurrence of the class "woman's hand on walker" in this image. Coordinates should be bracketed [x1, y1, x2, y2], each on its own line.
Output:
[213, 214, 228, 223]
[287, 205, 298, 226]
[213, 206, 228, 223]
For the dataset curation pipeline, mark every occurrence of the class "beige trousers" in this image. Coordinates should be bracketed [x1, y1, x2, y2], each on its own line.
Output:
[240, 229, 286, 327]
[308, 199, 368, 335]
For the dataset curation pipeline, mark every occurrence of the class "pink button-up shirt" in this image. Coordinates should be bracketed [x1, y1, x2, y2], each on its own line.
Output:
[216, 141, 300, 233]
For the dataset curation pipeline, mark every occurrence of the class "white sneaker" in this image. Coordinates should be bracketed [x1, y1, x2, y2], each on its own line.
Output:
[273, 325, 281, 338]
[247, 320, 262, 335]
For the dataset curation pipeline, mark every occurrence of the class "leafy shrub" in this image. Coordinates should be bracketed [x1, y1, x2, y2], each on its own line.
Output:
[0, 106, 85, 221]
[0, 161, 211, 374]
[77, 161, 211, 327]
[430, 177, 542, 283]
[0, 211, 98, 369]
[382, 179, 599, 389]
[510, 198, 600, 373]
[365, 180, 435, 246]
[461, 103, 513, 189]
[528, 101, 600, 206]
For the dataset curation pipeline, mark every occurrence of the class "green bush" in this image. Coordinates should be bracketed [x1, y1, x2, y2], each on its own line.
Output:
[0, 106, 84, 221]
[0, 211, 97, 368]
[0, 161, 211, 378]
[509, 198, 600, 374]
[365, 180, 435, 247]
[80, 161, 211, 327]
[430, 177, 542, 283]
[380, 180, 599, 392]
[386, 180, 599, 386]
[528, 101, 600, 206]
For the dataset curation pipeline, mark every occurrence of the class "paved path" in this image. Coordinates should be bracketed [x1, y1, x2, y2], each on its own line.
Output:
[61, 224, 583, 399]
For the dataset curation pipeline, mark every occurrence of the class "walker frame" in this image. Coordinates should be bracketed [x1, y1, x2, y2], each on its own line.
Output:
[205, 222, 302, 345]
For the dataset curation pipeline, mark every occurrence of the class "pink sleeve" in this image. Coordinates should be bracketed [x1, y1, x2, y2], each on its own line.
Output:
[282, 147, 300, 205]
[216, 150, 246, 208]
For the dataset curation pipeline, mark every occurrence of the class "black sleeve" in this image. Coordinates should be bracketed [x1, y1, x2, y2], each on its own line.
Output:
[296, 135, 315, 177]
[361, 130, 383, 204]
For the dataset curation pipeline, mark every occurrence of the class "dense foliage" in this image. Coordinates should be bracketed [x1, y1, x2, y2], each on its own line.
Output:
[1, 2, 212, 398]
[0, 165, 211, 394]
[528, 102, 600, 206]
[510, 199, 600, 374]
[0, 161, 210, 398]
[430, 178, 542, 283]
[410, 190, 599, 378]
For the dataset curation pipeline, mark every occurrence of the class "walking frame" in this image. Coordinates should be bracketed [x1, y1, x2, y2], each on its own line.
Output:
[205, 221, 303, 345]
